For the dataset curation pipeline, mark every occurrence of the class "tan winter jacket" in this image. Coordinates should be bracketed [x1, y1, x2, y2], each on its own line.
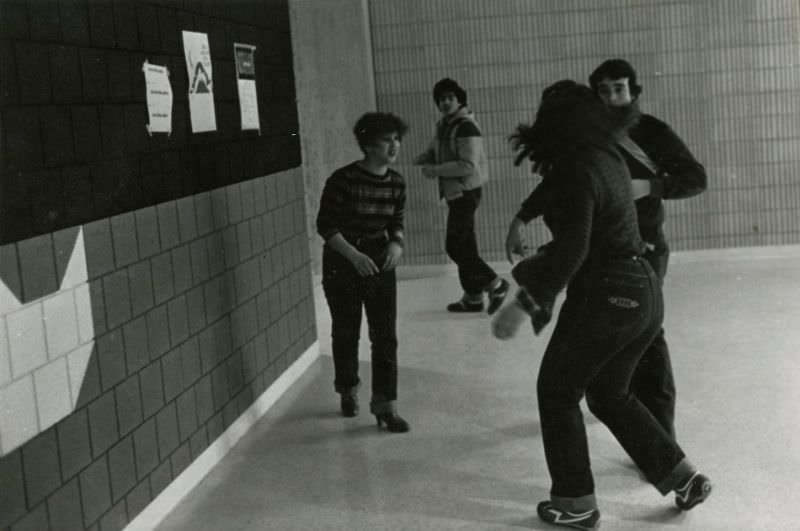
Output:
[414, 107, 489, 201]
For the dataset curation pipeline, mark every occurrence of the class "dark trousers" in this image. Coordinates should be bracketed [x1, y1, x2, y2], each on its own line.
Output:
[537, 257, 686, 499]
[445, 188, 497, 295]
[631, 247, 676, 437]
[321, 242, 398, 402]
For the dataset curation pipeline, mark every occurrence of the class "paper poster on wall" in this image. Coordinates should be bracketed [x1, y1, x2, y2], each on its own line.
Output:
[182, 30, 217, 132]
[142, 61, 173, 135]
[234, 43, 260, 133]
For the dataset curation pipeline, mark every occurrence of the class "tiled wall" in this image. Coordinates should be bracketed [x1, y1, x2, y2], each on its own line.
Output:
[368, 0, 800, 264]
[0, 0, 299, 245]
[0, 169, 316, 531]
[0, 1, 317, 529]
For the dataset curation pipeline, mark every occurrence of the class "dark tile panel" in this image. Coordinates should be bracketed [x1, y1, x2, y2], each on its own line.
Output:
[87, 1, 115, 47]
[47, 477, 84, 530]
[14, 42, 51, 104]
[49, 45, 82, 104]
[0, 450, 26, 528]
[148, 459, 172, 500]
[155, 402, 179, 458]
[57, 408, 92, 480]
[123, 314, 150, 374]
[112, 1, 139, 50]
[3, 106, 43, 171]
[9, 501, 47, 531]
[133, 418, 158, 480]
[115, 376, 143, 437]
[79, 47, 109, 103]
[194, 375, 214, 424]
[98, 499, 127, 531]
[167, 295, 190, 346]
[79, 454, 111, 526]
[102, 270, 132, 332]
[139, 361, 165, 419]
[0, 1, 28, 40]
[176, 389, 198, 442]
[145, 304, 170, 360]
[59, 0, 90, 45]
[169, 441, 191, 478]
[88, 390, 119, 457]
[136, 3, 161, 52]
[71, 105, 103, 164]
[125, 479, 152, 521]
[171, 244, 192, 295]
[108, 436, 136, 503]
[161, 347, 183, 403]
[188, 427, 208, 460]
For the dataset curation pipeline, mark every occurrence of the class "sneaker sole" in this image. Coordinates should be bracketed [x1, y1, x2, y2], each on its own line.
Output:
[678, 481, 712, 511]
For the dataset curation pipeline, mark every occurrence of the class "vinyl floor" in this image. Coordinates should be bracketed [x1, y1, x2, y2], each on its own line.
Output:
[156, 246, 800, 531]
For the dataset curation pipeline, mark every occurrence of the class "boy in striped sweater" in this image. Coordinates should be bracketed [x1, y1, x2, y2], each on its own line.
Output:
[316, 112, 410, 433]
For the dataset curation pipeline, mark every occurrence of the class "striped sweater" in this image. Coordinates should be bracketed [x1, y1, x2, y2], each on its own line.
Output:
[316, 162, 406, 247]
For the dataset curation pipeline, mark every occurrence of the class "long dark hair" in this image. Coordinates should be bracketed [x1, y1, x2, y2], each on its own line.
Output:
[509, 81, 618, 175]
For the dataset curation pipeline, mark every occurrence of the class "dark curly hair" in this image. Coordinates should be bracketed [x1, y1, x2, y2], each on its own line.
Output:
[509, 80, 617, 175]
[588, 58, 643, 98]
[353, 112, 409, 151]
[432, 78, 467, 106]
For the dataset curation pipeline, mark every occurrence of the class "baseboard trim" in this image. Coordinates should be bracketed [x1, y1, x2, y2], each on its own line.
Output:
[124, 341, 320, 531]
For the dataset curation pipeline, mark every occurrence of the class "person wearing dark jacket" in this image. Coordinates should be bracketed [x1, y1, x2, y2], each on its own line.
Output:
[588, 58, 707, 439]
[414, 78, 509, 314]
[493, 81, 711, 530]
[505, 60, 707, 439]
[316, 112, 410, 433]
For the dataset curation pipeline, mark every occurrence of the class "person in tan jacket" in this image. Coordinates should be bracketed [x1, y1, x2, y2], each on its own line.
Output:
[414, 78, 508, 314]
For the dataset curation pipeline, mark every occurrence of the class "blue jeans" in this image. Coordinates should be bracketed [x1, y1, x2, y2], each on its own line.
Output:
[537, 257, 687, 502]
[631, 247, 676, 437]
[322, 239, 398, 402]
[445, 188, 497, 295]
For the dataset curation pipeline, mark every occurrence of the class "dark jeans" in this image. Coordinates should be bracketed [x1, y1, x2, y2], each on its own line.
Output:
[537, 257, 686, 500]
[322, 240, 398, 402]
[631, 247, 676, 437]
[445, 188, 497, 296]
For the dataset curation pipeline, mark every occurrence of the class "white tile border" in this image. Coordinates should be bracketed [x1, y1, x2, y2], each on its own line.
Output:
[124, 340, 320, 531]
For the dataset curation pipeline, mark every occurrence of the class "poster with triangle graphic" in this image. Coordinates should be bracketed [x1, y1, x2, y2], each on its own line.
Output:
[182, 31, 217, 132]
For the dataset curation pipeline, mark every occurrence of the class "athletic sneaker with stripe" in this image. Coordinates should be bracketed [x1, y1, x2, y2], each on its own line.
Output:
[674, 471, 712, 510]
[537, 501, 600, 530]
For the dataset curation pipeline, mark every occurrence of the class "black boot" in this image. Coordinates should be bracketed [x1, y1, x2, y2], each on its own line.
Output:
[374, 412, 410, 433]
[340, 394, 359, 417]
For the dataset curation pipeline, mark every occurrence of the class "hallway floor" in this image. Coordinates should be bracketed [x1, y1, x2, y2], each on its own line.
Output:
[155, 246, 800, 531]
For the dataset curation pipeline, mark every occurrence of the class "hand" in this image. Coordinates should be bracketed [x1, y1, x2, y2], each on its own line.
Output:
[505, 224, 527, 264]
[382, 241, 403, 270]
[631, 179, 652, 200]
[348, 251, 380, 276]
[491, 301, 528, 340]
[421, 165, 437, 179]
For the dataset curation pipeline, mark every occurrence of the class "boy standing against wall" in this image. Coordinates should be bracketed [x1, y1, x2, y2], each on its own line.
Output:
[414, 78, 509, 314]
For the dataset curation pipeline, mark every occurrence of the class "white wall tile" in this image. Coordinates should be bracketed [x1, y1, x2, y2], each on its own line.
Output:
[43, 290, 80, 359]
[33, 358, 72, 431]
[0, 318, 10, 387]
[0, 376, 38, 455]
[7, 304, 47, 378]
